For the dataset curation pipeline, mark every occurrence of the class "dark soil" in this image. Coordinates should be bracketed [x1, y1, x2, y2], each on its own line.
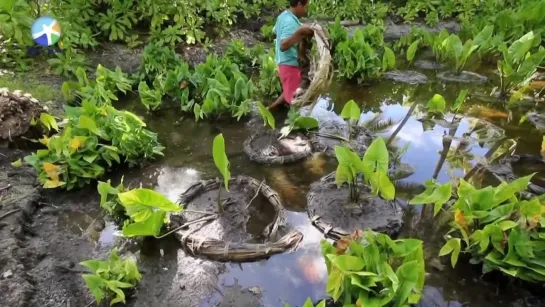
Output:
[0, 90, 45, 140]
[307, 172, 404, 240]
[178, 181, 277, 243]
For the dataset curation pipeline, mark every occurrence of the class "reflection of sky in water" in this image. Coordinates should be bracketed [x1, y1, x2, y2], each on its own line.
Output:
[154, 166, 201, 202]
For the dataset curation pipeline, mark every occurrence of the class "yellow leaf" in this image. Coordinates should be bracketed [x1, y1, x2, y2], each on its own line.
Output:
[541, 136, 545, 159]
[39, 135, 50, 148]
[70, 137, 83, 150]
[43, 179, 64, 189]
[11, 159, 22, 168]
[454, 209, 467, 231]
[43, 162, 60, 181]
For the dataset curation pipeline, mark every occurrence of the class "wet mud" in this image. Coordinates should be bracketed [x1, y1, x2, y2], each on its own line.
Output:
[307, 172, 404, 240]
[244, 131, 313, 165]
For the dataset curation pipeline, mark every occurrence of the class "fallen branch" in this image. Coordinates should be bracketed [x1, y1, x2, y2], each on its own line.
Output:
[0, 208, 20, 221]
[311, 131, 349, 142]
[246, 180, 265, 209]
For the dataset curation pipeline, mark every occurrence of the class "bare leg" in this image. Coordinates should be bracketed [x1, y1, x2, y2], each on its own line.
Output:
[267, 93, 285, 110]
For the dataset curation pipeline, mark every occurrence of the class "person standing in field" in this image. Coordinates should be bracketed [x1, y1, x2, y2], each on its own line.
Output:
[267, 0, 313, 110]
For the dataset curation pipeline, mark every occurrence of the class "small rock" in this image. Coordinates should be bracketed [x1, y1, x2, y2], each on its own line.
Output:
[13, 90, 22, 97]
[248, 286, 261, 295]
[23, 93, 32, 98]
[42, 105, 49, 111]
[429, 258, 445, 272]
[2, 269, 13, 278]
[16, 264, 24, 271]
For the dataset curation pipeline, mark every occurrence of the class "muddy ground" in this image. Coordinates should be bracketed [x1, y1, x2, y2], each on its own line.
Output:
[0, 146, 271, 307]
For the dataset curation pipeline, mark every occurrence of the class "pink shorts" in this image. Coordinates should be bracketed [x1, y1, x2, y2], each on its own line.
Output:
[278, 65, 301, 105]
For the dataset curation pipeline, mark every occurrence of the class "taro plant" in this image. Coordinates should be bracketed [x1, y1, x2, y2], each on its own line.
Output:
[257, 50, 282, 98]
[426, 90, 469, 118]
[257, 101, 275, 131]
[24, 101, 164, 190]
[188, 54, 255, 120]
[439, 33, 486, 74]
[212, 133, 230, 212]
[81, 248, 141, 306]
[340, 100, 361, 141]
[335, 138, 395, 202]
[497, 31, 545, 97]
[97, 178, 126, 216]
[279, 115, 319, 139]
[117, 188, 182, 237]
[334, 28, 382, 83]
[139, 42, 185, 82]
[138, 80, 163, 111]
[321, 229, 425, 306]
[410, 174, 545, 283]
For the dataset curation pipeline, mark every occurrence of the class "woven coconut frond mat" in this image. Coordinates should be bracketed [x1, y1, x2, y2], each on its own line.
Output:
[292, 23, 333, 109]
[173, 176, 303, 262]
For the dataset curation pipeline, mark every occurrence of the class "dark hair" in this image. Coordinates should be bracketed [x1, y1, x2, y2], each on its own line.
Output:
[289, 0, 308, 7]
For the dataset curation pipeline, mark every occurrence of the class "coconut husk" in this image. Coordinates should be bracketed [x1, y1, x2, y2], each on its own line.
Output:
[173, 176, 303, 262]
[292, 23, 333, 108]
[0, 88, 45, 140]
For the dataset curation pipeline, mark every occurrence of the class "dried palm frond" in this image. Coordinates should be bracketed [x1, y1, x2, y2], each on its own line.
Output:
[292, 23, 333, 109]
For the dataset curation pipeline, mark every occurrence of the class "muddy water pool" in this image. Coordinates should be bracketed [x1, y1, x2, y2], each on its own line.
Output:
[64, 64, 545, 306]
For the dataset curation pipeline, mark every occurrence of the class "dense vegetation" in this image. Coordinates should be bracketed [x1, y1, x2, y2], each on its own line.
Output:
[2, 0, 545, 305]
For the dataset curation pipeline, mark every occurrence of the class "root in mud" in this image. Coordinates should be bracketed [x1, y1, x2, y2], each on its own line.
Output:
[307, 172, 404, 241]
[0, 89, 45, 140]
[243, 131, 313, 165]
[173, 176, 302, 262]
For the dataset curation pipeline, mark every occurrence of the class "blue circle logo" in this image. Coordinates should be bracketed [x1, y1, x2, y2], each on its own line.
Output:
[31, 16, 61, 47]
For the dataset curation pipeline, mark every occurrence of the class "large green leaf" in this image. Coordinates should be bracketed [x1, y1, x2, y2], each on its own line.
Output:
[409, 182, 451, 216]
[118, 189, 181, 212]
[328, 254, 365, 272]
[452, 89, 468, 112]
[508, 31, 535, 64]
[293, 116, 319, 130]
[473, 25, 494, 46]
[439, 238, 461, 268]
[340, 100, 361, 121]
[493, 174, 533, 205]
[382, 46, 395, 71]
[362, 138, 389, 177]
[427, 94, 446, 113]
[122, 210, 166, 237]
[213, 134, 231, 191]
[82, 274, 106, 304]
[257, 101, 275, 129]
[406, 39, 420, 63]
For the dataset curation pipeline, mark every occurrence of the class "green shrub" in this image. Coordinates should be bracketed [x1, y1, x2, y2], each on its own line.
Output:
[411, 174, 545, 283]
[321, 230, 426, 306]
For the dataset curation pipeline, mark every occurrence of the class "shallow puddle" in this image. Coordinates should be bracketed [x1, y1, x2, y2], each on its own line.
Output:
[104, 57, 545, 306]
